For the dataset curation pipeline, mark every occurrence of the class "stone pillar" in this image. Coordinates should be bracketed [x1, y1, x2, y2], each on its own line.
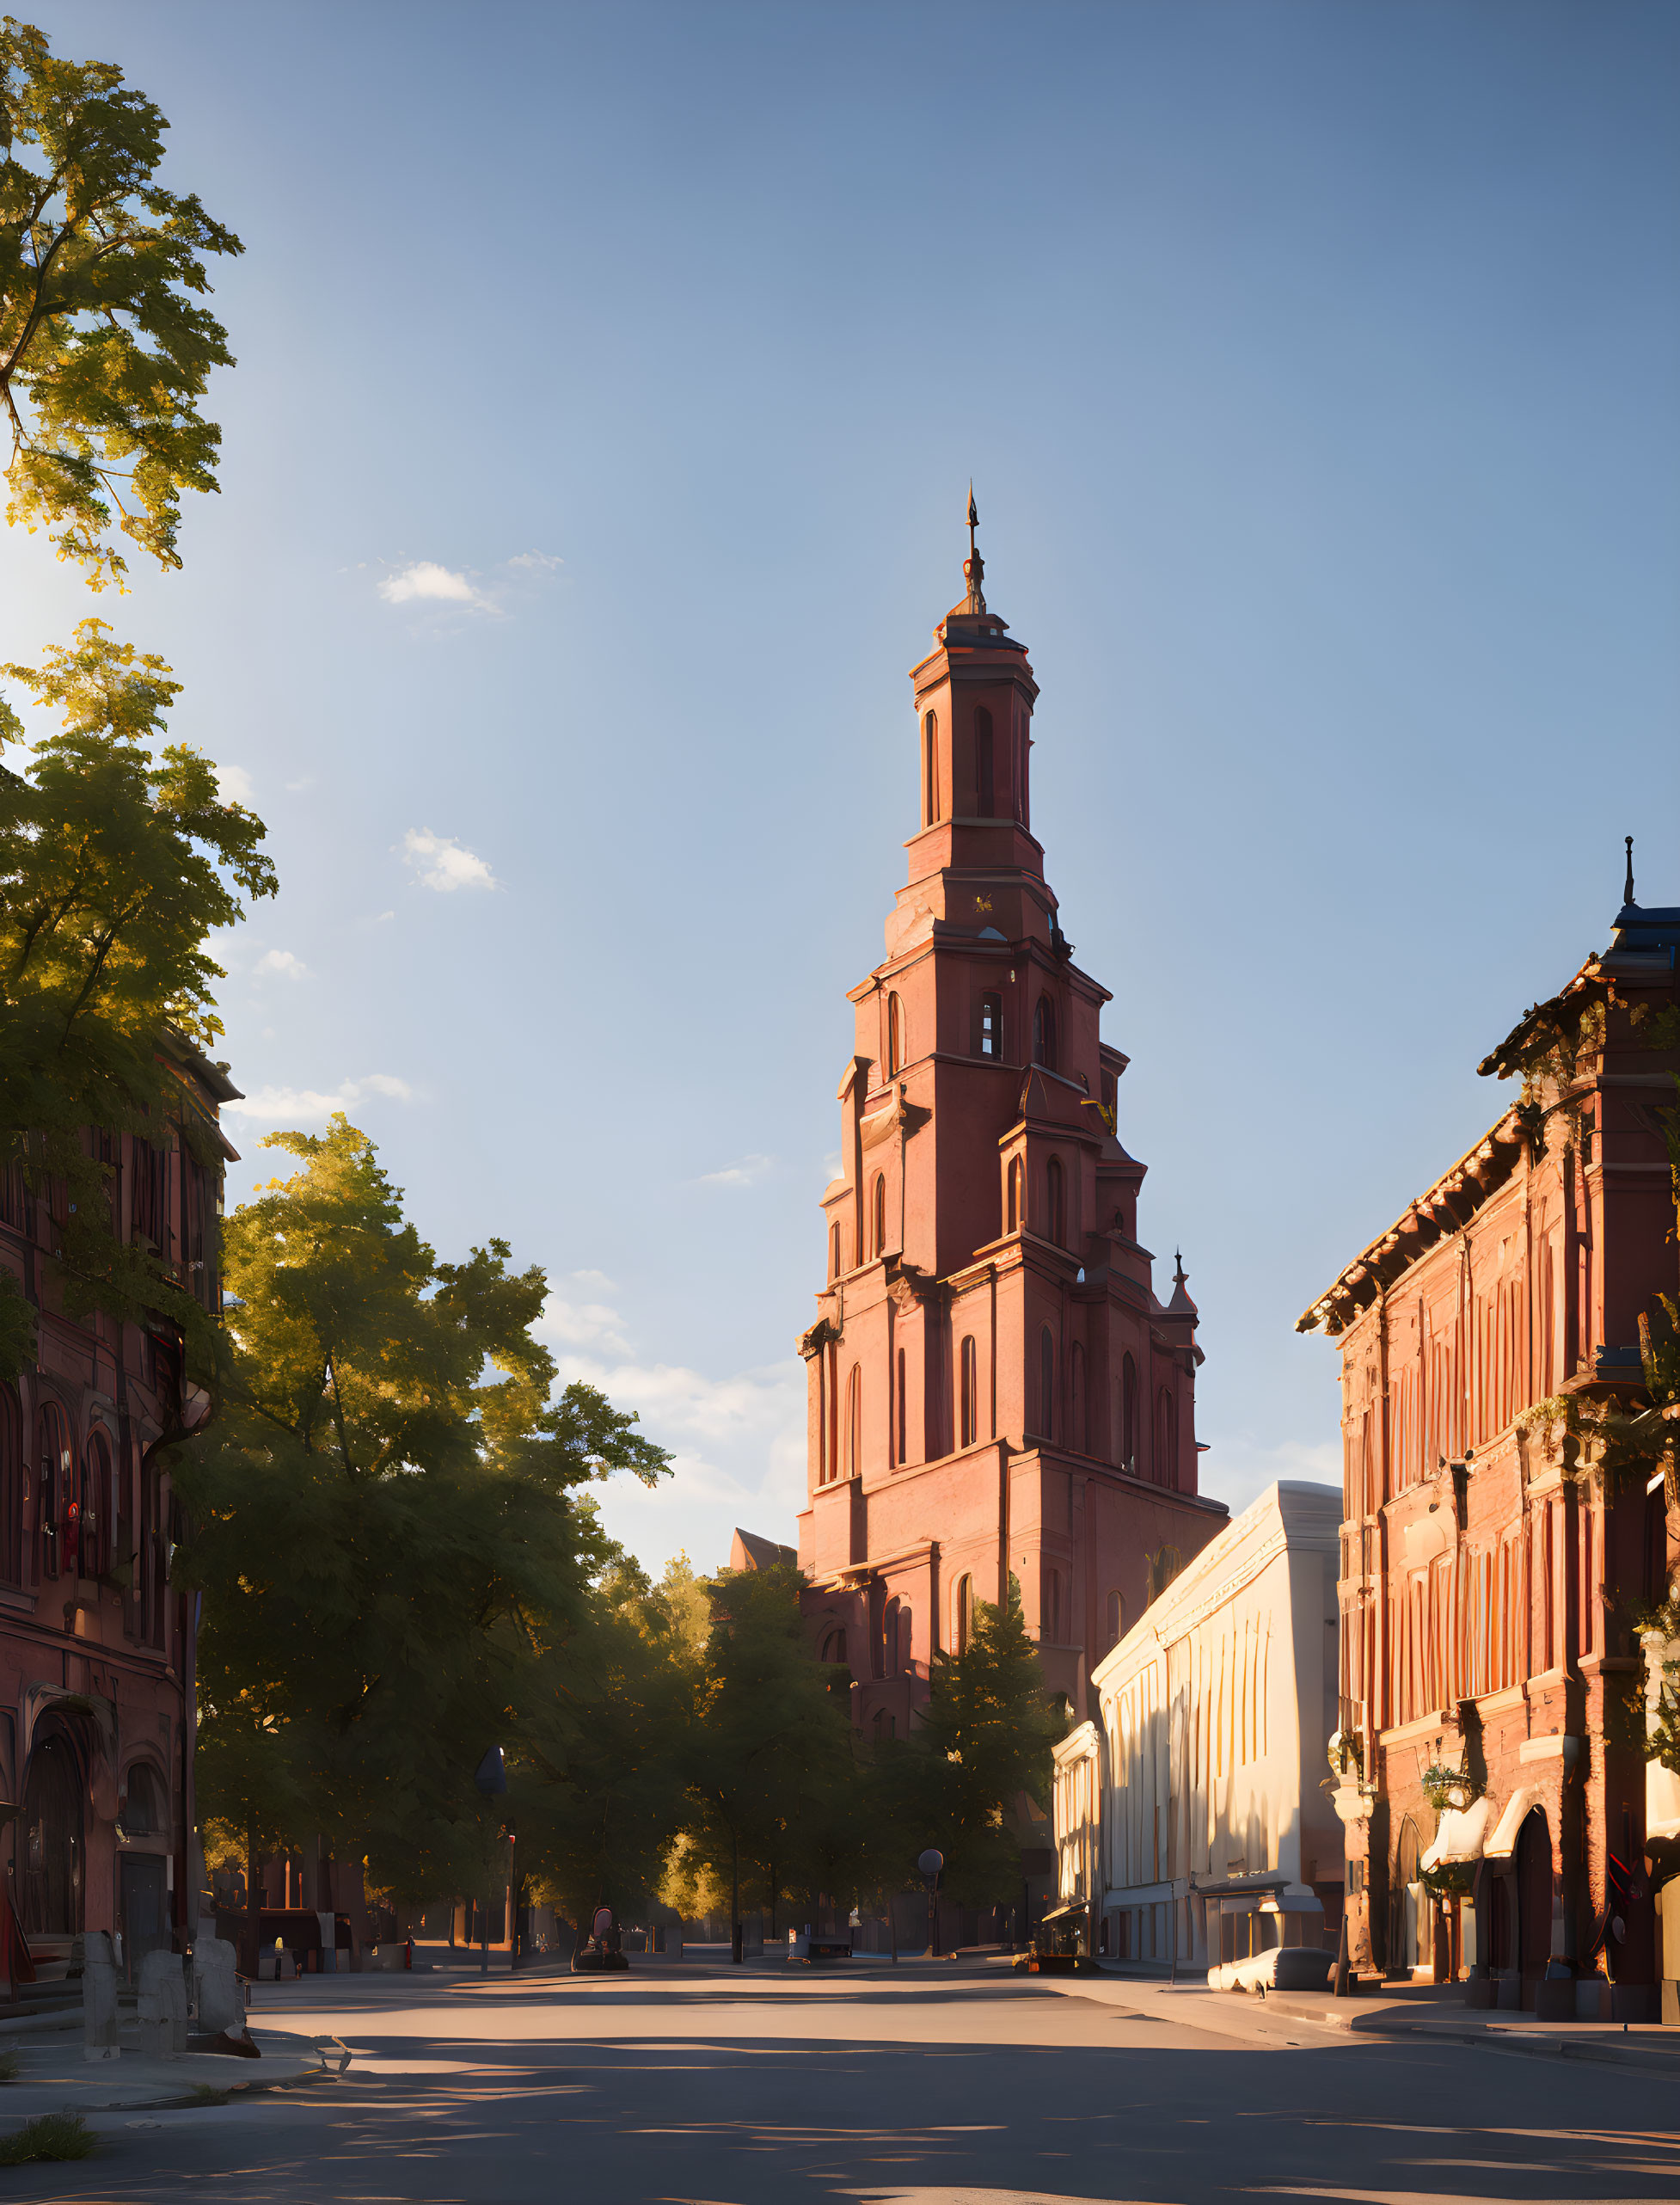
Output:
[137, 1949, 188, 2058]
[193, 1936, 241, 2034]
[82, 1930, 120, 2061]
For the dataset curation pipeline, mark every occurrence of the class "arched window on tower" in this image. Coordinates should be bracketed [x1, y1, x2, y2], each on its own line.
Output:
[1045, 1157, 1065, 1246]
[872, 1173, 886, 1258]
[954, 1573, 974, 1655]
[1122, 1352, 1138, 1473]
[960, 1335, 978, 1450]
[1015, 714, 1030, 826]
[887, 992, 904, 1076]
[1039, 1326, 1056, 1444]
[1033, 995, 1056, 1072]
[896, 1347, 906, 1465]
[1006, 1156, 1023, 1235]
[1156, 1386, 1177, 1489]
[830, 1220, 842, 1280]
[1070, 1341, 1085, 1453]
[979, 992, 1002, 1059]
[975, 705, 994, 816]
[923, 711, 941, 826]
[846, 1366, 861, 1477]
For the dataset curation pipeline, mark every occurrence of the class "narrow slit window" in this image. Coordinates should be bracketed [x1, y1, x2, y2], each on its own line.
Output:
[896, 1346, 906, 1465]
[979, 992, 1002, 1059]
[1046, 1157, 1064, 1246]
[872, 1173, 887, 1258]
[923, 711, 941, 826]
[1039, 1326, 1056, 1443]
[1033, 995, 1056, 1071]
[960, 1335, 978, 1450]
[975, 705, 994, 816]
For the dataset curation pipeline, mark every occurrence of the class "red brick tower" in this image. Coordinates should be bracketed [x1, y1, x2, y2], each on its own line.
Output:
[796, 501, 1227, 1729]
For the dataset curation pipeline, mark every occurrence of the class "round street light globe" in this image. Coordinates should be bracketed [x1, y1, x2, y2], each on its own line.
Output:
[917, 1849, 944, 1880]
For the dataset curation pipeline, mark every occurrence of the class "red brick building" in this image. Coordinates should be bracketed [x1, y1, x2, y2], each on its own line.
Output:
[1302, 863, 1679, 2018]
[793, 512, 1227, 1732]
[0, 1037, 236, 1989]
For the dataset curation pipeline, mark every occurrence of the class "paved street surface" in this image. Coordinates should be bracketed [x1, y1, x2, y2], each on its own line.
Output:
[4, 1956, 1677, 2205]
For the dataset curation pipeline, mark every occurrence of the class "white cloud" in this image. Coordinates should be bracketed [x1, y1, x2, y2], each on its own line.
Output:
[402, 827, 497, 893]
[218, 763, 256, 807]
[699, 1153, 776, 1188]
[533, 1281, 807, 1576]
[377, 560, 489, 610]
[222, 1072, 414, 1126]
[506, 550, 562, 573]
[254, 949, 309, 981]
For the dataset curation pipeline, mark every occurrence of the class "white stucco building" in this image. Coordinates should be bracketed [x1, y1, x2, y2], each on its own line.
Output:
[1048, 1480, 1344, 1975]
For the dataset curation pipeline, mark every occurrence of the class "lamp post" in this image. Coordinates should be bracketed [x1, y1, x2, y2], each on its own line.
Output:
[917, 1848, 943, 1959]
[474, 1747, 507, 1980]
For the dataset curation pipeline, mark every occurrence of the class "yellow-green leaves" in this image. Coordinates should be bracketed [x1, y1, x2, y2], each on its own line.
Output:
[1, 17, 242, 587]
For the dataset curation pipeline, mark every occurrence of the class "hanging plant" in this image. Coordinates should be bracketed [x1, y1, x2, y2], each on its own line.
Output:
[1419, 1761, 1483, 1815]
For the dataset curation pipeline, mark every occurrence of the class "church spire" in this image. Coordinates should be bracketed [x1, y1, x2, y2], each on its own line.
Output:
[962, 483, 986, 616]
[1624, 834, 1636, 908]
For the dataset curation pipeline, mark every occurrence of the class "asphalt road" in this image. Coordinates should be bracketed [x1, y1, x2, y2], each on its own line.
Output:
[7, 1957, 1677, 2205]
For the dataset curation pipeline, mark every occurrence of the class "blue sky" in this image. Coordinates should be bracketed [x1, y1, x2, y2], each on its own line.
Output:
[8, 2, 1679, 1576]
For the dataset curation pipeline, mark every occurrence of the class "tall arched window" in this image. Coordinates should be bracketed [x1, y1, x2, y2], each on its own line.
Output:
[830, 1221, 841, 1281]
[898, 1602, 912, 1671]
[954, 1573, 973, 1655]
[979, 992, 1002, 1058]
[974, 705, 994, 816]
[1015, 716, 1030, 826]
[1156, 1386, 1177, 1488]
[887, 992, 904, 1075]
[896, 1347, 906, 1465]
[846, 1367, 861, 1477]
[821, 1629, 848, 1666]
[35, 1402, 66, 1583]
[1122, 1353, 1138, 1472]
[923, 711, 941, 826]
[82, 1428, 112, 1583]
[1039, 1326, 1056, 1443]
[1033, 995, 1056, 1071]
[872, 1173, 886, 1258]
[1070, 1342, 1085, 1453]
[883, 1596, 901, 1674]
[1006, 1155, 1023, 1235]
[1045, 1157, 1064, 1246]
[960, 1335, 978, 1449]
[0, 1385, 19, 1590]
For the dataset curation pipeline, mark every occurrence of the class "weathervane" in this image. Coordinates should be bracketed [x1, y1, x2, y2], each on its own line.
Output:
[962, 482, 986, 615]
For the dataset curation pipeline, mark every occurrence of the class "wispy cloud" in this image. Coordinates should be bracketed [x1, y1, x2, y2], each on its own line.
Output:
[218, 763, 257, 807]
[700, 1153, 776, 1188]
[223, 1072, 414, 1126]
[254, 949, 309, 981]
[402, 826, 497, 893]
[506, 550, 562, 574]
[377, 560, 492, 611]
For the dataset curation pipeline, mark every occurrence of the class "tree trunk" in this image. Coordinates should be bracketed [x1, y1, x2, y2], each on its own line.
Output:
[731, 1831, 742, 1965]
[241, 1821, 261, 1979]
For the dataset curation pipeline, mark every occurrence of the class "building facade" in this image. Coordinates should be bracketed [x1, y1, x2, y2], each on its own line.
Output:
[0, 1037, 236, 1988]
[1301, 873, 1680, 2018]
[794, 513, 1226, 1729]
[1050, 1480, 1342, 1975]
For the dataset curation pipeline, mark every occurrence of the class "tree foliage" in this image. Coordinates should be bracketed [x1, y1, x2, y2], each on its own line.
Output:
[172, 1117, 671, 1902]
[1, 16, 242, 587]
[0, 618, 274, 1377]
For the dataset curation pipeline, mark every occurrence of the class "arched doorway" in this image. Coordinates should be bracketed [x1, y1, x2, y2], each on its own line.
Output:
[1395, 1815, 1422, 1978]
[19, 1727, 83, 1936]
[1517, 1808, 1552, 1987]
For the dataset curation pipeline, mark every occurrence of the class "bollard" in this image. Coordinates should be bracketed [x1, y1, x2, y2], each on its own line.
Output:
[82, 1930, 120, 2062]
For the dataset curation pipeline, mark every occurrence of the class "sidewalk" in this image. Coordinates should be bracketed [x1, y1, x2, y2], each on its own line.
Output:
[1257, 1982, 1680, 2073]
[0, 2023, 344, 2129]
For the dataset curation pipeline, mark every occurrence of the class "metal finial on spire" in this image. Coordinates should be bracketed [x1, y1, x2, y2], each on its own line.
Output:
[1624, 835, 1636, 907]
[962, 482, 986, 615]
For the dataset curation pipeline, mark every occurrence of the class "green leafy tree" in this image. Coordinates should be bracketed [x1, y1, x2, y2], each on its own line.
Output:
[683, 1563, 854, 1956]
[879, 1580, 1066, 1908]
[171, 1117, 671, 1957]
[0, 619, 274, 1378]
[515, 1554, 694, 1954]
[2, 16, 242, 588]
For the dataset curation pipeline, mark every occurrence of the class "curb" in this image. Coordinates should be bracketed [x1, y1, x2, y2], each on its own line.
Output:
[1266, 2000, 1680, 2073]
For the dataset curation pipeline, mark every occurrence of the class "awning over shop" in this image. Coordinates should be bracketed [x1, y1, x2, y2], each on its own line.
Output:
[1420, 1796, 1493, 1870]
[1483, 1785, 1544, 1861]
[1039, 1898, 1089, 1927]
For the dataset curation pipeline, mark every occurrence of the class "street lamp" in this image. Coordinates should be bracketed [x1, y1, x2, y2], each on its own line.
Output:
[917, 1848, 943, 1959]
[474, 1747, 507, 1980]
